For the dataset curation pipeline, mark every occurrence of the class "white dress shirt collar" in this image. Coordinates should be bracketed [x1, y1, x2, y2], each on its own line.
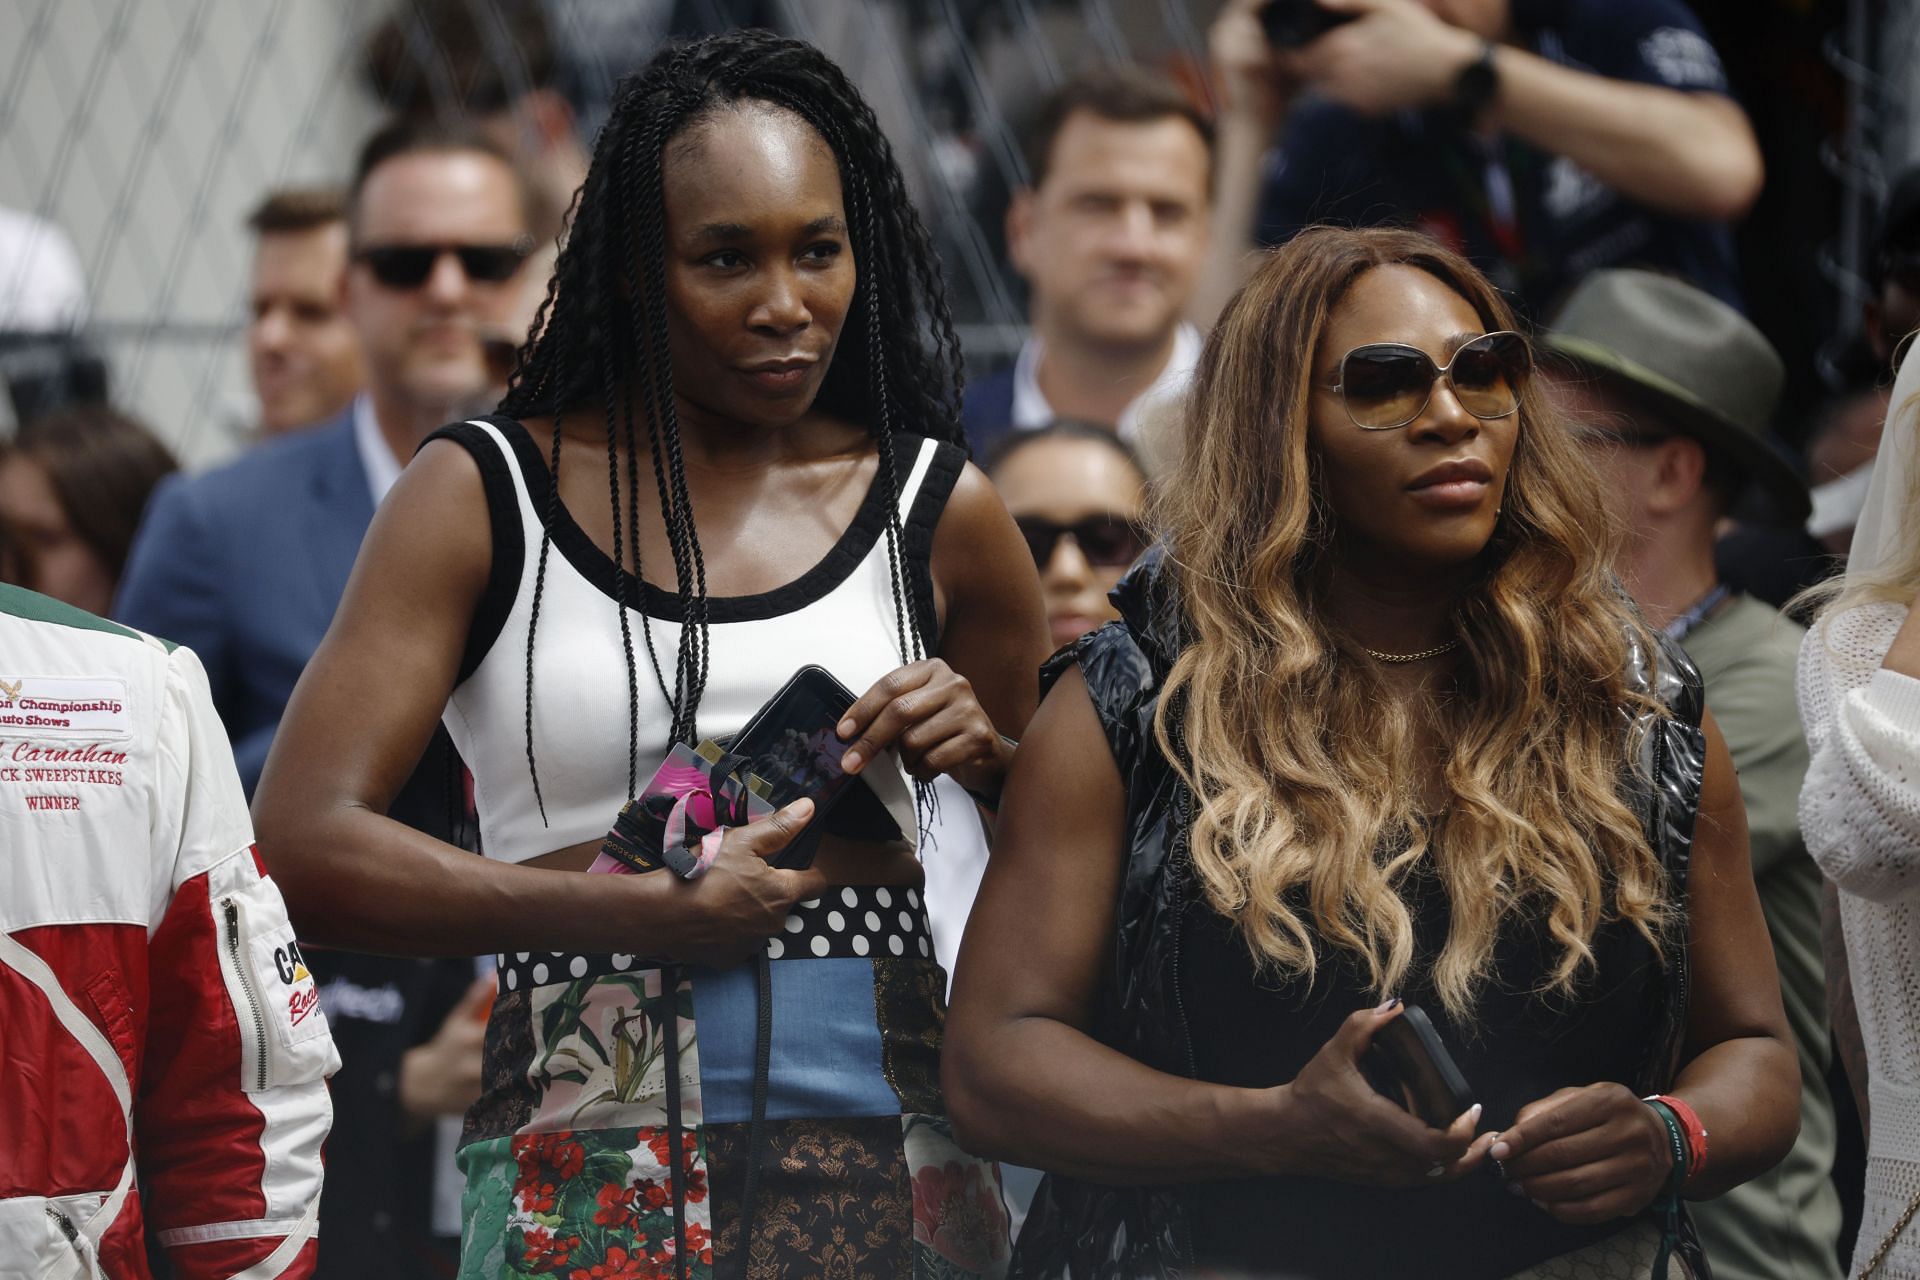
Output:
[1009, 323, 1203, 441]
[352, 394, 404, 507]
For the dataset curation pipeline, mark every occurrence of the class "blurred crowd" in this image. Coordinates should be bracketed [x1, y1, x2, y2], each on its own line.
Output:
[0, 1, 1913, 1278]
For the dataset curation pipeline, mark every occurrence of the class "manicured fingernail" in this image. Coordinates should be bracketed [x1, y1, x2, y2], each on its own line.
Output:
[1490, 1141, 1511, 1160]
[1374, 995, 1400, 1013]
[1462, 1103, 1483, 1126]
[842, 750, 862, 772]
[837, 718, 855, 739]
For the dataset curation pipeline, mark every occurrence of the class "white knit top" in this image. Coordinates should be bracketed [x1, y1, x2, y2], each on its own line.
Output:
[435, 418, 965, 865]
[1798, 600, 1920, 1276]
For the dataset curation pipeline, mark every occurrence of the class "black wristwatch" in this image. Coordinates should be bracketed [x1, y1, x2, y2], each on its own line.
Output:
[1449, 40, 1500, 124]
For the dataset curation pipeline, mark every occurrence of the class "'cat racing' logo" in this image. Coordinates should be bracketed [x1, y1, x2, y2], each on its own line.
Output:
[274, 940, 321, 1026]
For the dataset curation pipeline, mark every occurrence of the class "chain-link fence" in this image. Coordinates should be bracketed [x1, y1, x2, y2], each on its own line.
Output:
[0, 0, 1231, 465]
[2, 0, 385, 460]
[0, 0, 1898, 464]
[1822, 0, 1920, 380]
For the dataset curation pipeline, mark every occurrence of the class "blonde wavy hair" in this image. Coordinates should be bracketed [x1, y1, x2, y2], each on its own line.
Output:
[1798, 371, 1920, 621]
[1154, 227, 1669, 1020]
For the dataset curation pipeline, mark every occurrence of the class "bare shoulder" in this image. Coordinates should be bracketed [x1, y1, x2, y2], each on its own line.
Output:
[1696, 707, 1743, 820]
[932, 461, 1017, 553]
[929, 458, 1039, 612]
[355, 436, 494, 598]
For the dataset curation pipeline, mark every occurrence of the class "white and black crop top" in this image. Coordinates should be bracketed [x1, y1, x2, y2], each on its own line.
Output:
[430, 416, 965, 865]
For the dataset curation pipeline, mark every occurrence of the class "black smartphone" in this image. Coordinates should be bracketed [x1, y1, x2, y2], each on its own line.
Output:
[1364, 1004, 1476, 1129]
[726, 665, 864, 870]
[1259, 0, 1358, 48]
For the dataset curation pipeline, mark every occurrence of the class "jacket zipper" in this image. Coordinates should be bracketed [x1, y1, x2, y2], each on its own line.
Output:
[223, 898, 269, 1091]
[1165, 718, 1200, 1268]
[1167, 821, 1199, 1083]
[1165, 716, 1200, 1082]
[47, 1206, 80, 1243]
[1654, 726, 1691, 1084]
[48, 1206, 89, 1271]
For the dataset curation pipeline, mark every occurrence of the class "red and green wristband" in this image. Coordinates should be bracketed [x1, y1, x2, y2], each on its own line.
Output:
[1643, 1093, 1709, 1182]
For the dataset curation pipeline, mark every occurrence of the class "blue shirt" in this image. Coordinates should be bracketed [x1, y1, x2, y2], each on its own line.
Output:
[1256, 0, 1742, 317]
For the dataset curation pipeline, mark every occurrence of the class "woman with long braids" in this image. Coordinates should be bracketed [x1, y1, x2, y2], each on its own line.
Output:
[943, 228, 1800, 1278]
[256, 31, 1046, 1279]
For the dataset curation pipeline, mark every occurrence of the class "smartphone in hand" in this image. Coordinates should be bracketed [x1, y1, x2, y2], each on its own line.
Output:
[1364, 1003, 1476, 1129]
[726, 665, 865, 870]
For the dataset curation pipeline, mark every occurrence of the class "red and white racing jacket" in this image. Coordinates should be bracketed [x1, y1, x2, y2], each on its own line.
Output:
[0, 585, 338, 1278]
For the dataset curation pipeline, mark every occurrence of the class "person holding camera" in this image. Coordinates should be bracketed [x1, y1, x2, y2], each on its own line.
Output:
[944, 226, 1799, 1277]
[1194, 0, 1762, 327]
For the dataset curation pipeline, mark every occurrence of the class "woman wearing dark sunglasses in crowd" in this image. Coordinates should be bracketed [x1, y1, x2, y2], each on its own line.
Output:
[943, 226, 1799, 1278]
[256, 31, 1047, 1279]
[986, 422, 1150, 649]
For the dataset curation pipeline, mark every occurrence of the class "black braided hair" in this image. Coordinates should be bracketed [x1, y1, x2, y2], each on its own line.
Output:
[501, 29, 966, 818]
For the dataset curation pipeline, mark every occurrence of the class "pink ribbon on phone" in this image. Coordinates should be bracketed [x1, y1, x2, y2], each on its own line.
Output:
[661, 753, 756, 880]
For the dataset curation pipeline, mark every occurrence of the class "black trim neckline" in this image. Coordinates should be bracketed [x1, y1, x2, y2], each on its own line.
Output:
[902, 439, 965, 651]
[423, 422, 526, 684]
[474, 414, 924, 625]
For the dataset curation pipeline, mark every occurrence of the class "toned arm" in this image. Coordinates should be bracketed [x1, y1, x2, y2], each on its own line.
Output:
[252, 440, 823, 958]
[1668, 710, 1802, 1197]
[837, 461, 1052, 801]
[1489, 711, 1799, 1219]
[928, 462, 1051, 746]
[942, 667, 1281, 1181]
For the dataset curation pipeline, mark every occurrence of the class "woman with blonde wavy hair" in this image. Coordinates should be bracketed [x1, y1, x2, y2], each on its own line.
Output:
[1797, 347, 1920, 1278]
[944, 226, 1799, 1279]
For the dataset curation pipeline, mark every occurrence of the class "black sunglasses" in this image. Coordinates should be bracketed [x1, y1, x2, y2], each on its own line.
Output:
[355, 238, 533, 288]
[1015, 514, 1148, 570]
[1324, 330, 1532, 431]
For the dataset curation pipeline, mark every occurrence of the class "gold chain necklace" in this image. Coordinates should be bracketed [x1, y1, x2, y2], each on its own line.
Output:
[1364, 638, 1461, 664]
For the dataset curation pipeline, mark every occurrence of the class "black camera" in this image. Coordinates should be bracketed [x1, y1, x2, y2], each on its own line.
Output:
[1259, 0, 1358, 48]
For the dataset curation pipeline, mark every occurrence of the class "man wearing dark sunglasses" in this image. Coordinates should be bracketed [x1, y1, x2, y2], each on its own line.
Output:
[340, 126, 533, 473]
[117, 116, 536, 1280]
[123, 118, 535, 779]
[1541, 269, 1839, 1280]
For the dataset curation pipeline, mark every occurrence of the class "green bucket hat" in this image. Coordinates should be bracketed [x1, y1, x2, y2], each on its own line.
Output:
[1542, 269, 1809, 523]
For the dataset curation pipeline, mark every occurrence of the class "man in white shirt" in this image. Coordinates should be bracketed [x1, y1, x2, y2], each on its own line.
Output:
[963, 65, 1213, 458]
